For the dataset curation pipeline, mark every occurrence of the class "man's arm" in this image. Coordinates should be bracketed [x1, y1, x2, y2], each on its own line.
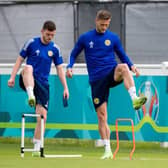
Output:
[56, 64, 69, 99]
[114, 35, 133, 68]
[66, 35, 84, 78]
[114, 35, 141, 77]
[8, 56, 24, 87]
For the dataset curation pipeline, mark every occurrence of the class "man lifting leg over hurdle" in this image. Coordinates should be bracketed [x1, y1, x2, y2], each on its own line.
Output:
[66, 9, 147, 159]
[8, 20, 69, 156]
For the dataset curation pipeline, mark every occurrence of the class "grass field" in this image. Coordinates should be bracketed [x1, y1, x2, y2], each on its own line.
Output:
[0, 137, 168, 168]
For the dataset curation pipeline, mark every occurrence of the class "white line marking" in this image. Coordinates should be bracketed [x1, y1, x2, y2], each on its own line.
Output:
[44, 154, 82, 158]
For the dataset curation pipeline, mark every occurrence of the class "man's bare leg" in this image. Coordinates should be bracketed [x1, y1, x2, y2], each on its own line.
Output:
[97, 102, 113, 159]
[114, 64, 147, 110]
[21, 65, 36, 107]
[32, 105, 47, 156]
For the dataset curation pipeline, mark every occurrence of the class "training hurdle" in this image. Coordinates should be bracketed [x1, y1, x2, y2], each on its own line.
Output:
[21, 113, 82, 158]
[21, 114, 44, 157]
[113, 118, 135, 160]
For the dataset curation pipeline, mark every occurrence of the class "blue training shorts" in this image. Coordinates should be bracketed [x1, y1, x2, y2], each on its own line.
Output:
[19, 75, 49, 110]
[90, 67, 122, 110]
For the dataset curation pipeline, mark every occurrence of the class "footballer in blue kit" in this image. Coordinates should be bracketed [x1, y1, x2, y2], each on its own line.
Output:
[67, 29, 133, 82]
[19, 37, 63, 110]
[8, 20, 69, 156]
[20, 37, 63, 85]
[66, 10, 147, 159]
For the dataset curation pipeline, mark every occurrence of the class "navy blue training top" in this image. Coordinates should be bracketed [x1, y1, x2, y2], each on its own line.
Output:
[20, 37, 63, 85]
[67, 29, 133, 82]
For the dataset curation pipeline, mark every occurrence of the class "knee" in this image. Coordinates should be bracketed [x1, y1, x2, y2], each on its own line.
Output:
[97, 111, 107, 123]
[120, 64, 129, 73]
[37, 115, 47, 124]
[22, 65, 33, 74]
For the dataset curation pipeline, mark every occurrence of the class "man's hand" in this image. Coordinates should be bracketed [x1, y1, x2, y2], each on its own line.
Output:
[63, 88, 69, 100]
[131, 65, 140, 77]
[8, 78, 15, 87]
[63, 88, 69, 107]
[66, 68, 73, 78]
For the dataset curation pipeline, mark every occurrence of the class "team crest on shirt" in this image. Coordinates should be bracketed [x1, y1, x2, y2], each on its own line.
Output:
[94, 98, 100, 105]
[48, 50, 53, 57]
[105, 39, 111, 46]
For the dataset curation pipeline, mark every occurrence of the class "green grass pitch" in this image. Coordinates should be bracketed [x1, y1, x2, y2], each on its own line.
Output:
[0, 137, 168, 168]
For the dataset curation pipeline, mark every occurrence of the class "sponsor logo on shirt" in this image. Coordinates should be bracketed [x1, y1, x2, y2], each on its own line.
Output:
[89, 41, 94, 48]
[35, 49, 40, 56]
[105, 39, 111, 46]
[48, 50, 53, 57]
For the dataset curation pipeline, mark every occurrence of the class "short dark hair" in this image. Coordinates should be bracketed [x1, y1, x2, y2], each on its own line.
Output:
[42, 20, 56, 31]
[96, 10, 112, 20]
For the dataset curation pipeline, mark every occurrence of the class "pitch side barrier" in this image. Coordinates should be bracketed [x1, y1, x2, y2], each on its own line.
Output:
[1, 62, 168, 141]
[1, 62, 168, 75]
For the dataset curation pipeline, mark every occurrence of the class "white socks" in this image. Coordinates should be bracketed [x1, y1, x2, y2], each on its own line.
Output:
[33, 138, 41, 151]
[103, 139, 111, 152]
[128, 86, 137, 100]
[26, 86, 34, 99]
